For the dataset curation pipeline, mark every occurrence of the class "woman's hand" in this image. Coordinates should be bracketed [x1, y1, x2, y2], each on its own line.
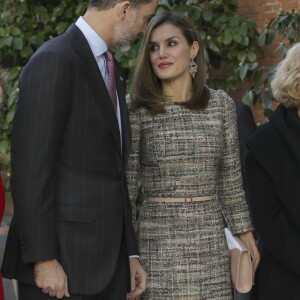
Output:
[238, 231, 260, 271]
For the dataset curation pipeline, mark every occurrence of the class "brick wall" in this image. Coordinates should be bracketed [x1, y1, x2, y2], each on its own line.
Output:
[237, 0, 299, 63]
[233, 0, 299, 123]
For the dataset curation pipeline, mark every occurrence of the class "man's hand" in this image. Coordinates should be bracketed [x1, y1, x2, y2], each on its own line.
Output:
[127, 258, 147, 299]
[34, 259, 70, 299]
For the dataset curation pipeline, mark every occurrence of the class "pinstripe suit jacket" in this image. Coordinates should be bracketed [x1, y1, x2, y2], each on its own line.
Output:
[1, 24, 138, 295]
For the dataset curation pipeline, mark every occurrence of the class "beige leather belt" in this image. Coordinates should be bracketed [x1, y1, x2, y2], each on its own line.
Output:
[147, 195, 215, 203]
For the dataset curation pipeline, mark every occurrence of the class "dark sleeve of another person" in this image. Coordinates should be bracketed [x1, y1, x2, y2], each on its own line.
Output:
[235, 101, 256, 203]
[245, 151, 300, 277]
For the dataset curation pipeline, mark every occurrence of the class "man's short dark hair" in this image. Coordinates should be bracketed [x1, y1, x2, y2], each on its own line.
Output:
[89, 0, 152, 10]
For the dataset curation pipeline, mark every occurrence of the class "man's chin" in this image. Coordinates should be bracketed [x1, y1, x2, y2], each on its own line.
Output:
[117, 44, 132, 52]
[114, 35, 141, 52]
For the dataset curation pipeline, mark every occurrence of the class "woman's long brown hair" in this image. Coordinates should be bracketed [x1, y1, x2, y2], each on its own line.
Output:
[130, 12, 210, 114]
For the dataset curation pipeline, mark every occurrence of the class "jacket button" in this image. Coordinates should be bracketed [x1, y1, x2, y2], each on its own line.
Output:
[119, 209, 124, 216]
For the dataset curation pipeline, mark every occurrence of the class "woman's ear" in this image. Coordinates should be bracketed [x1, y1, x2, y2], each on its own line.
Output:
[190, 41, 199, 58]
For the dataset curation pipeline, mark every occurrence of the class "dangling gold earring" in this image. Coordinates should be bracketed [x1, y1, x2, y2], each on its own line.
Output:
[189, 56, 198, 79]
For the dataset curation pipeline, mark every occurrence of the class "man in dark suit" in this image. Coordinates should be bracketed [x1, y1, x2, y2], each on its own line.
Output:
[233, 100, 257, 300]
[234, 100, 257, 196]
[1, 0, 158, 299]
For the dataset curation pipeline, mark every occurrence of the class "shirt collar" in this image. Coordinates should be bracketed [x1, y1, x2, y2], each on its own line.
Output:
[75, 16, 107, 58]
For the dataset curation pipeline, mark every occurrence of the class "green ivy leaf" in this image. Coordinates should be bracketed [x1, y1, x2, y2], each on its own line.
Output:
[262, 91, 273, 109]
[248, 62, 259, 70]
[208, 40, 220, 52]
[203, 10, 213, 21]
[53, 6, 64, 17]
[6, 110, 15, 123]
[239, 64, 249, 81]
[265, 29, 276, 45]
[238, 51, 247, 63]
[191, 7, 201, 20]
[258, 32, 266, 46]
[229, 16, 239, 27]
[0, 28, 5, 37]
[12, 37, 23, 50]
[199, 30, 206, 40]
[223, 32, 233, 45]
[242, 90, 253, 105]
[128, 58, 137, 68]
[55, 22, 68, 35]
[240, 23, 248, 36]
[0, 36, 13, 47]
[288, 29, 295, 40]
[240, 36, 249, 46]
[75, 3, 86, 15]
[34, 5, 48, 15]
[20, 46, 33, 58]
[276, 43, 286, 59]
[277, 15, 289, 23]
[247, 51, 256, 62]
[233, 33, 242, 43]
[11, 27, 21, 37]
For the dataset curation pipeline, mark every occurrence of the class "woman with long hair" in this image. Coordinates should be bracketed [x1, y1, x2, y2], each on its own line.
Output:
[127, 12, 259, 299]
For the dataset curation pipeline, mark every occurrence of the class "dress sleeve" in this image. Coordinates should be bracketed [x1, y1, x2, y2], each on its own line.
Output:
[127, 109, 142, 229]
[217, 91, 253, 234]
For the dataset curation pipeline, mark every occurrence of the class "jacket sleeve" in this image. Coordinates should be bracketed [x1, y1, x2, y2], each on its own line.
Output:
[246, 151, 300, 276]
[11, 50, 72, 263]
[236, 103, 256, 173]
[217, 91, 253, 234]
[126, 109, 142, 230]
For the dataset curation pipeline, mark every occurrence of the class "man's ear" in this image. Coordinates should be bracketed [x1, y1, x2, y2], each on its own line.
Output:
[116, 1, 131, 19]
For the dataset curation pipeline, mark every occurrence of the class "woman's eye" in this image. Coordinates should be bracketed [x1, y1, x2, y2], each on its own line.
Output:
[149, 45, 158, 52]
[169, 41, 177, 46]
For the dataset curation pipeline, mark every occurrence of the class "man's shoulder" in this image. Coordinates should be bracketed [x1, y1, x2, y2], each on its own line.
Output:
[37, 31, 72, 55]
[233, 100, 252, 115]
[25, 25, 82, 70]
[34, 24, 84, 57]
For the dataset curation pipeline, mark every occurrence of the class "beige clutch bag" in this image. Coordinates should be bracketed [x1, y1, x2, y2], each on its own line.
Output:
[225, 228, 254, 293]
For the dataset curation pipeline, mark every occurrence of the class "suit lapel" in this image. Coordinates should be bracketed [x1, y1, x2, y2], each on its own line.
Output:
[66, 24, 121, 153]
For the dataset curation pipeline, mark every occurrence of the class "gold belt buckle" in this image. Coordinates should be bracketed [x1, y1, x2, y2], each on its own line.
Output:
[185, 197, 192, 203]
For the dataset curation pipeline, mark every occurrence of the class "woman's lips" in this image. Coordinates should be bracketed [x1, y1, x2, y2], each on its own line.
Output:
[158, 62, 173, 68]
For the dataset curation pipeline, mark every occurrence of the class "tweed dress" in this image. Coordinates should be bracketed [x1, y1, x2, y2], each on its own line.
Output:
[127, 89, 253, 300]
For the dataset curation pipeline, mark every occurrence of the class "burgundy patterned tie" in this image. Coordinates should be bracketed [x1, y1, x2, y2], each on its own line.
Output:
[104, 49, 117, 112]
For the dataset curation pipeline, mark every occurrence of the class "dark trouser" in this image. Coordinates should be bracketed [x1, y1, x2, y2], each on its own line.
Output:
[18, 244, 129, 300]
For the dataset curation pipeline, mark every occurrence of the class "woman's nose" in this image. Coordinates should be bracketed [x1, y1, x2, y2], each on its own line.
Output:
[159, 47, 167, 58]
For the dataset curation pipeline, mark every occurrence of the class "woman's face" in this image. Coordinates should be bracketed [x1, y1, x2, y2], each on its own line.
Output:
[149, 23, 199, 82]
